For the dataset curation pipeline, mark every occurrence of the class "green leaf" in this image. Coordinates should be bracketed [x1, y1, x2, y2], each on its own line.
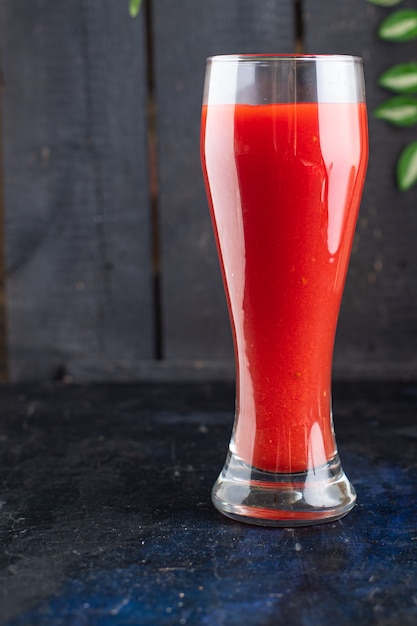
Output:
[397, 141, 417, 191]
[367, 0, 403, 6]
[129, 0, 142, 18]
[378, 9, 417, 41]
[374, 96, 417, 126]
[379, 63, 417, 94]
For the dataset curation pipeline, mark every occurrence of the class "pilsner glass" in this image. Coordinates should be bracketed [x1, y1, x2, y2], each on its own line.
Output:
[200, 55, 368, 526]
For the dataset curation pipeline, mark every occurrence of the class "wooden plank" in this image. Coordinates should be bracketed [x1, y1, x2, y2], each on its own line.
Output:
[0, 0, 154, 381]
[152, 0, 296, 362]
[0, 94, 6, 382]
[303, 0, 417, 379]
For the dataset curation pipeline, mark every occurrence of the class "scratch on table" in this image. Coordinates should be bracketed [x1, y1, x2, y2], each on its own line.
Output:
[110, 596, 131, 615]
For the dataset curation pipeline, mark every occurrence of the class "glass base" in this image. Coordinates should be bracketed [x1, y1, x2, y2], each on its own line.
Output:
[212, 449, 356, 527]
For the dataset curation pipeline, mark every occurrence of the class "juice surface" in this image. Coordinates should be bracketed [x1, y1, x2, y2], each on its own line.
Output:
[201, 102, 368, 473]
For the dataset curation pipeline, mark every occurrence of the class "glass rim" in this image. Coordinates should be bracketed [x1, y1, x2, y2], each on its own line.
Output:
[207, 53, 363, 63]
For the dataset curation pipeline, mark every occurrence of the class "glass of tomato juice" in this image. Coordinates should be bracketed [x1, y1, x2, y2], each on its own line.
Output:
[200, 55, 368, 526]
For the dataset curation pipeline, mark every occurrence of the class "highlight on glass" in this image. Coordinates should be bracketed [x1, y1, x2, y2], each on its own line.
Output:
[200, 55, 369, 526]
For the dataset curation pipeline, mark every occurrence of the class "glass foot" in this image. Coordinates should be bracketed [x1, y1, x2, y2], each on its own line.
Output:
[212, 449, 356, 527]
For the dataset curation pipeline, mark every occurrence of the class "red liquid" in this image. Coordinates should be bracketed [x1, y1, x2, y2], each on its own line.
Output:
[201, 102, 368, 474]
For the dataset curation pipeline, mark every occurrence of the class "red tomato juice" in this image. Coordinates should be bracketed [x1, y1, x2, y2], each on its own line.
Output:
[201, 102, 368, 474]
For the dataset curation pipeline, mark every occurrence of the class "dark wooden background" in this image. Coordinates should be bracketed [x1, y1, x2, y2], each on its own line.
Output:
[0, 0, 416, 383]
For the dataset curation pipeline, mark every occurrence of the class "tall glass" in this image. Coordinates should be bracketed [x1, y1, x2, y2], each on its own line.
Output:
[200, 55, 368, 526]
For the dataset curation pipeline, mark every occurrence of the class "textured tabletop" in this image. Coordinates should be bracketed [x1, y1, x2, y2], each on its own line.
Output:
[0, 381, 416, 625]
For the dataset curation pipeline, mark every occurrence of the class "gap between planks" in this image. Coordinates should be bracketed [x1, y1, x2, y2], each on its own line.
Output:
[0, 86, 8, 382]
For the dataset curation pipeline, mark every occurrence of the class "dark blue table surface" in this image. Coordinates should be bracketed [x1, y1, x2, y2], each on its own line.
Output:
[0, 381, 416, 625]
